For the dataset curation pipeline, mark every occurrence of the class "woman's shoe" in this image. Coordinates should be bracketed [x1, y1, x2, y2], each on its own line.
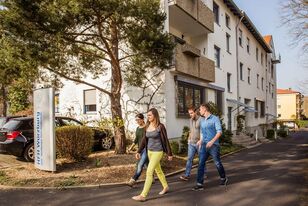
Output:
[132, 195, 146, 202]
[159, 186, 169, 195]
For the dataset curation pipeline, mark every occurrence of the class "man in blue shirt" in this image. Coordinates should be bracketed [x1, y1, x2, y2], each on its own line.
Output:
[193, 103, 228, 191]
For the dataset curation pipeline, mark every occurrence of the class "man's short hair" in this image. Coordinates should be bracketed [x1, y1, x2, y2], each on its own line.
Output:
[135, 113, 144, 120]
[200, 103, 211, 112]
[187, 105, 197, 112]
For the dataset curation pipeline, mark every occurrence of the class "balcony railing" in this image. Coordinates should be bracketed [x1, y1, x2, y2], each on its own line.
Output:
[169, 0, 214, 33]
[172, 42, 215, 82]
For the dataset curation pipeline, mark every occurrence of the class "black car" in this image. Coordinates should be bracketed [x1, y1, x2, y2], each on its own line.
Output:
[0, 116, 114, 162]
[0, 116, 24, 128]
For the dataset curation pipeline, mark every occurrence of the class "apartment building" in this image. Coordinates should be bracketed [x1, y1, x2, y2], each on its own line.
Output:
[55, 0, 280, 138]
[277, 89, 304, 120]
[303, 96, 308, 119]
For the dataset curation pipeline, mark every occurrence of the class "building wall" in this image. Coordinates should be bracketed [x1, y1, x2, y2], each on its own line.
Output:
[303, 96, 308, 118]
[209, 0, 277, 132]
[277, 93, 297, 120]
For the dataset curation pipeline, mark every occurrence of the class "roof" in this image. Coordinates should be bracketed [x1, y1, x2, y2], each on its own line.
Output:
[263, 35, 272, 46]
[223, 0, 272, 53]
[277, 89, 300, 94]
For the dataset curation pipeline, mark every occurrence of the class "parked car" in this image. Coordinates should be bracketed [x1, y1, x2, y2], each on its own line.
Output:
[0, 116, 114, 162]
[0, 116, 24, 128]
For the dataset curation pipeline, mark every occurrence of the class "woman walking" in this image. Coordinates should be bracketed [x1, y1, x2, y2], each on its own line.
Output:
[127, 113, 148, 186]
[132, 108, 173, 202]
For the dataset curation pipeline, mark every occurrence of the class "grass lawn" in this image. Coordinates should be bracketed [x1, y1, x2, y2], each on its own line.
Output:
[297, 120, 308, 128]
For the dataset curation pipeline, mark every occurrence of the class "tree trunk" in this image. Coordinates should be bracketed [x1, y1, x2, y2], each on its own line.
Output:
[0, 85, 7, 116]
[110, 19, 126, 154]
[110, 93, 126, 154]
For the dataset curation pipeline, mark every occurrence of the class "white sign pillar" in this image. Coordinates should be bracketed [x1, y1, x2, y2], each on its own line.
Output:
[33, 87, 56, 172]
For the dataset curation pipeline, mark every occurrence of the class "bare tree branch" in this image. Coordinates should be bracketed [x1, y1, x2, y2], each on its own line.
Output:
[46, 67, 112, 96]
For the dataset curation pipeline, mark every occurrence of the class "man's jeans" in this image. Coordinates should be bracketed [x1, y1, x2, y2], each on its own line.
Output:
[197, 143, 226, 185]
[185, 143, 206, 177]
[132, 149, 148, 181]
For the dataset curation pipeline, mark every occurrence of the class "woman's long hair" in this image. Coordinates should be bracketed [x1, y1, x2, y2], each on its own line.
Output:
[146, 108, 161, 129]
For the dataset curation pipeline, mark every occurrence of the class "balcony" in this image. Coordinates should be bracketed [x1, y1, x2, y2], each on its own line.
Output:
[172, 42, 215, 82]
[169, 0, 214, 37]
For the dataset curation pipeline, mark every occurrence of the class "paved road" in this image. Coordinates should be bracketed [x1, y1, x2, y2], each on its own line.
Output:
[1, 130, 307, 206]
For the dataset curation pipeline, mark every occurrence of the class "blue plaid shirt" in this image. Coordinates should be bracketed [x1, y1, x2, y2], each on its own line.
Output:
[200, 114, 222, 146]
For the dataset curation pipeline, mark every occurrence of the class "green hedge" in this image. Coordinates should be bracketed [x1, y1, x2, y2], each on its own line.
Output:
[277, 130, 288, 138]
[56, 126, 94, 161]
[170, 141, 180, 155]
[266, 129, 275, 140]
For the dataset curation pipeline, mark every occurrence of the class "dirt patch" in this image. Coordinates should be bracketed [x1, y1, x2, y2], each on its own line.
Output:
[0, 151, 187, 187]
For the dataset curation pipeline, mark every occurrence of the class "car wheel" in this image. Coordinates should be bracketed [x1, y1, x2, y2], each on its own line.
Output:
[101, 137, 113, 150]
[24, 143, 34, 162]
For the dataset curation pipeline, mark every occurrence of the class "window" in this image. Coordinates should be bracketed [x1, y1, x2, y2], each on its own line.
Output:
[257, 74, 259, 88]
[246, 38, 250, 53]
[265, 55, 268, 67]
[214, 45, 221, 68]
[256, 47, 259, 62]
[269, 83, 271, 93]
[271, 65, 274, 78]
[226, 33, 231, 53]
[254, 98, 259, 118]
[248, 68, 251, 84]
[227, 73, 231, 92]
[261, 53, 264, 65]
[84, 89, 97, 113]
[213, 2, 219, 24]
[278, 105, 281, 109]
[216, 90, 223, 114]
[240, 63, 243, 80]
[278, 114, 281, 118]
[225, 14, 230, 28]
[260, 101, 265, 118]
[177, 82, 204, 116]
[55, 93, 59, 113]
[261, 77, 264, 90]
[239, 29, 242, 46]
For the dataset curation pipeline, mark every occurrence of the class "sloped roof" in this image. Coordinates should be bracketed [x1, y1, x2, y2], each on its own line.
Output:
[263, 35, 272, 46]
[277, 89, 300, 94]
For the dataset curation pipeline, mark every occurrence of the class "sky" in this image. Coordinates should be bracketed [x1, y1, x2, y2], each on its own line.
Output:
[233, 0, 308, 95]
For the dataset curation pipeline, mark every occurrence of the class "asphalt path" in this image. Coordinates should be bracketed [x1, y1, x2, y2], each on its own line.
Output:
[0, 130, 307, 206]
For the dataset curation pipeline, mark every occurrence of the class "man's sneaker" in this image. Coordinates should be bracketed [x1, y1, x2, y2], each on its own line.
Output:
[220, 177, 228, 186]
[180, 175, 189, 181]
[127, 178, 136, 187]
[192, 184, 204, 191]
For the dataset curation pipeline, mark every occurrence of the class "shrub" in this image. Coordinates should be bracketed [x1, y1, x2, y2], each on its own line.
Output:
[179, 126, 189, 154]
[277, 130, 288, 138]
[236, 115, 245, 133]
[170, 141, 180, 155]
[206, 102, 233, 146]
[221, 129, 233, 146]
[266, 129, 275, 140]
[56, 126, 94, 161]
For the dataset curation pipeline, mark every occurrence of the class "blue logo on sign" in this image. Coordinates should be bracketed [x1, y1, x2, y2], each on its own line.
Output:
[36, 112, 43, 165]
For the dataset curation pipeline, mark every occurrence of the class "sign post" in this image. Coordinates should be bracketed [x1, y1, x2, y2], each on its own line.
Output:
[33, 87, 56, 172]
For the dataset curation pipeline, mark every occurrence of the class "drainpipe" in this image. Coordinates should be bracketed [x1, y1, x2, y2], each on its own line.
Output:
[235, 11, 244, 129]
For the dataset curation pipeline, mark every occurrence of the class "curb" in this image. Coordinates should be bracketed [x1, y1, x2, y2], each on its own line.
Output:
[0, 144, 261, 190]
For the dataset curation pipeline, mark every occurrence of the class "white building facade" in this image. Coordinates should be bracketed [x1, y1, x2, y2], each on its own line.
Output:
[55, 0, 280, 139]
